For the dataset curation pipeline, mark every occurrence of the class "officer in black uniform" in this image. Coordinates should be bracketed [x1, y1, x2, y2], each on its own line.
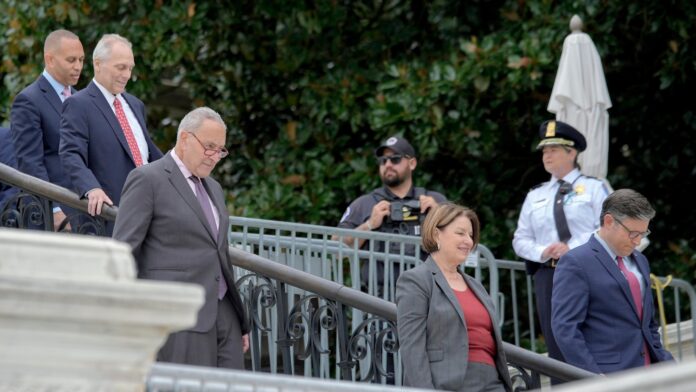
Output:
[336, 136, 447, 291]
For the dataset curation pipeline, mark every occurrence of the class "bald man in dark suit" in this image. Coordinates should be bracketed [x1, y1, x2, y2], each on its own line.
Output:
[11, 29, 83, 227]
[0, 126, 19, 210]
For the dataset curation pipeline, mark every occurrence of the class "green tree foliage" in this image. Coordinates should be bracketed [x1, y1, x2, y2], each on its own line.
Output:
[1, 1, 694, 279]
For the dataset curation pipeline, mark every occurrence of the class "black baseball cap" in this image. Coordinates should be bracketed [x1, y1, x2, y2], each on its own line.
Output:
[375, 136, 416, 157]
[537, 120, 587, 152]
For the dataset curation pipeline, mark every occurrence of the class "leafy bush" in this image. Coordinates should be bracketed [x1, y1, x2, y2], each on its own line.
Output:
[1, 1, 694, 279]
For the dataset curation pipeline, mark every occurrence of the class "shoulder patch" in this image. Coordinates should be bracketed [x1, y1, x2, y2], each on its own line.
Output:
[339, 207, 351, 223]
[579, 175, 612, 194]
[580, 174, 602, 182]
[530, 182, 545, 191]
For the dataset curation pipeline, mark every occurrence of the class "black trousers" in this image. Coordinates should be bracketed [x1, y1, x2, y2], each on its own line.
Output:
[533, 267, 566, 384]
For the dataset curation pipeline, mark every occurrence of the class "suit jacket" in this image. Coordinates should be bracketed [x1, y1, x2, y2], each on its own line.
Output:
[59, 81, 163, 205]
[551, 235, 674, 374]
[10, 75, 75, 189]
[112, 152, 249, 334]
[396, 257, 512, 391]
[0, 126, 20, 209]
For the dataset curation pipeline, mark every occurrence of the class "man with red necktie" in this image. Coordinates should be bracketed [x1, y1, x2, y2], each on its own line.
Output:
[59, 33, 162, 228]
[551, 189, 674, 374]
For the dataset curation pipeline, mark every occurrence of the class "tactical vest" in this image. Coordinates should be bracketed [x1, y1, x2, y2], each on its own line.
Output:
[371, 187, 426, 257]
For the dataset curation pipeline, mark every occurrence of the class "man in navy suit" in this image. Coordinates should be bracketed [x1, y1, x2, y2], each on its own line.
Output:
[552, 189, 673, 374]
[60, 33, 162, 222]
[11, 29, 84, 228]
[0, 126, 20, 210]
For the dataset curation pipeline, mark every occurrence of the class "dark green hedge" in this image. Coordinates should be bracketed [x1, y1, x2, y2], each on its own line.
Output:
[2, 1, 694, 280]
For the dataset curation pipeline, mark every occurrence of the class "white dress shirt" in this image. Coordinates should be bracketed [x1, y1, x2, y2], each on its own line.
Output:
[92, 79, 150, 163]
[593, 232, 646, 298]
[513, 168, 610, 262]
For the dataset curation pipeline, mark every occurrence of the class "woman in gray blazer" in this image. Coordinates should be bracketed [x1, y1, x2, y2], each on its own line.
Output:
[396, 203, 512, 392]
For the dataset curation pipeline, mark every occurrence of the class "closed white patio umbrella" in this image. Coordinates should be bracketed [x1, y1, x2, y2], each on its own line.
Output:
[548, 15, 612, 179]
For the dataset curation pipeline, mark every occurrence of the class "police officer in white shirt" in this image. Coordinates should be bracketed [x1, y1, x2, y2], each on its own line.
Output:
[513, 120, 610, 376]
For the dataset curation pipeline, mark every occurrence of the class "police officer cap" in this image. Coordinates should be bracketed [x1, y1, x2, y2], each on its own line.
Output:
[375, 136, 416, 157]
[537, 120, 587, 152]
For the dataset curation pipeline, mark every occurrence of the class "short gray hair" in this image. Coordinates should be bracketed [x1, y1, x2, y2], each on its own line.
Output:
[177, 107, 227, 139]
[93, 34, 132, 62]
[44, 29, 80, 53]
[600, 189, 655, 225]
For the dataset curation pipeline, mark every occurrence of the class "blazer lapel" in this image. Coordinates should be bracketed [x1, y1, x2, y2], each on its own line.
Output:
[427, 259, 466, 327]
[202, 177, 226, 245]
[87, 82, 138, 165]
[633, 251, 652, 323]
[122, 93, 148, 133]
[163, 154, 218, 243]
[591, 236, 641, 318]
[37, 75, 63, 116]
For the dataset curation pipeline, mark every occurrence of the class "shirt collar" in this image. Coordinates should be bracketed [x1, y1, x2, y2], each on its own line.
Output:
[551, 168, 582, 186]
[594, 231, 621, 262]
[42, 69, 68, 97]
[92, 78, 118, 106]
[382, 185, 416, 200]
[170, 149, 193, 180]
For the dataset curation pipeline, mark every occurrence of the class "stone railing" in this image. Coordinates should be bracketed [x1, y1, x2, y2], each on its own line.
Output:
[0, 228, 204, 391]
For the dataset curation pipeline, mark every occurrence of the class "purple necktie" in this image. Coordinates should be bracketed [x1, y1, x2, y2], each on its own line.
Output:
[617, 256, 650, 366]
[190, 176, 228, 300]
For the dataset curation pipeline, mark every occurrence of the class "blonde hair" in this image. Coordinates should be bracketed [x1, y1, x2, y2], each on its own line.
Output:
[421, 202, 480, 253]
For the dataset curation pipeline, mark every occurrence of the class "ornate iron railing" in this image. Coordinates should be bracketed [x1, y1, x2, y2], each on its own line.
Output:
[1, 162, 596, 388]
[0, 163, 115, 234]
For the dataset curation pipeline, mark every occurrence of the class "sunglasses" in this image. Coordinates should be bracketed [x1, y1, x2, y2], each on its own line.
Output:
[377, 154, 407, 166]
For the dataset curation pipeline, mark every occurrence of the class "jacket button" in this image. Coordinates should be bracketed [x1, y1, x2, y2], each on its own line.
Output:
[215, 276, 220, 281]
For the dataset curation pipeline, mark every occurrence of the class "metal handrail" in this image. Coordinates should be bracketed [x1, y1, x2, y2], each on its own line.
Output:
[0, 162, 601, 382]
[0, 162, 118, 221]
[228, 246, 596, 382]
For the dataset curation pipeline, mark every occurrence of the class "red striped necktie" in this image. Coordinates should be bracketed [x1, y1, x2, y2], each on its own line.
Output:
[113, 98, 144, 167]
[617, 256, 650, 366]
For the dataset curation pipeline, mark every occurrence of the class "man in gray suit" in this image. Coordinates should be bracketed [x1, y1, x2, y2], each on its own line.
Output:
[113, 107, 249, 369]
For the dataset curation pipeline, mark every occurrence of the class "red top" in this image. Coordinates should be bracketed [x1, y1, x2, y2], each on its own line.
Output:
[453, 288, 497, 366]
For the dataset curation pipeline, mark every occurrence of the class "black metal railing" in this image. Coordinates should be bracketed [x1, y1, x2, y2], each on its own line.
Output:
[0, 163, 115, 234]
[1, 162, 596, 388]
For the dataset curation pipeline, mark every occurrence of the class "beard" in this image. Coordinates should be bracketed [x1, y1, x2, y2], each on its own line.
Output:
[381, 169, 407, 187]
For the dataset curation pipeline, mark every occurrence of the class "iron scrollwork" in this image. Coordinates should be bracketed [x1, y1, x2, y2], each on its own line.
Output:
[286, 294, 340, 361]
[509, 364, 541, 392]
[0, 192, 106, 235]
[343, 317, 399, 382]
[236, 273, 279, 334]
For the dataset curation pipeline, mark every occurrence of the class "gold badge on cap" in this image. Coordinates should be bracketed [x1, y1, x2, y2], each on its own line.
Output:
[545, 121, 556, 137]
[574, 184, 585, 195]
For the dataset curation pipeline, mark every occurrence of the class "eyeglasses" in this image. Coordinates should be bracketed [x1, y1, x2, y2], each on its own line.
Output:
[377, 154, 407, 166]
[615, 218, 651, 240]
[187, 132, 229, 158]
